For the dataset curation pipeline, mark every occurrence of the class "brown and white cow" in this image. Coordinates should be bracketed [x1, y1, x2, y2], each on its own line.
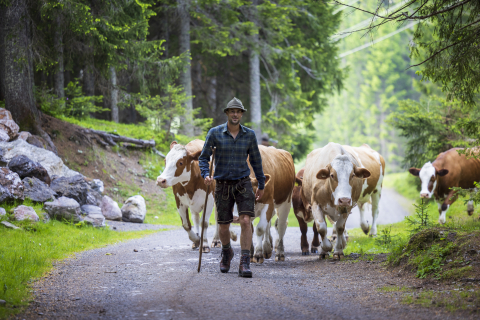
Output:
[408, 148, 480, 224]
[156, 140, 221, 252]
[211, 145, 296, 262]
[302, 143, 371, 259]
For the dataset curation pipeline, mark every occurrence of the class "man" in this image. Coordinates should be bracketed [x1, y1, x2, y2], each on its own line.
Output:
[199, 97, 265, 278]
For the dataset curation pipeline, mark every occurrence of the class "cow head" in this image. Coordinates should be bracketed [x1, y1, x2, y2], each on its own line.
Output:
[409, 162, 449, 198]
[316, 155, 371, 207]
[156, 141, 202, 188]
[250, 174, 271, 194]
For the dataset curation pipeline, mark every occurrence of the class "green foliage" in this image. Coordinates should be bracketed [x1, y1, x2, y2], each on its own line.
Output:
[413, 242, 455, 279]
[405, 199, 432, 234]
[383, 172, 419, 201]
[0, 100, 5, 109]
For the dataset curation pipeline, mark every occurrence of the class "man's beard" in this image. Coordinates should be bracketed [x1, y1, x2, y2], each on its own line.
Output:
[229, 118, 240, 125]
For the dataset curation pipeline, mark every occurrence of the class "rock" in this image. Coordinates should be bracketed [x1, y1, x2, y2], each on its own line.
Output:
[8, 155, 51, 185]
[0, 139, 79, 177]
[0, 129, 9, 142]
[121, 195, 146, 223]
[0, 299, 5, 305]
[83, 213, 105, 228]
[101, 196, 122, 221]
[51, 175, 93, 205]
[0, 148, 7, 167]
[13, 205, 39, 222]
[80, 204, 102, 216]
[0, 207, 6, 216]
[17, 131, 32, 141]
[43, 196, 82, 222]
[86, 189, 102, 206]
[0, 167, 24, 201]
[1, 221, 20, 229]
[90, 179, 104, 194]
[22, 177, 56, 202]
[0, 108, 19, 140]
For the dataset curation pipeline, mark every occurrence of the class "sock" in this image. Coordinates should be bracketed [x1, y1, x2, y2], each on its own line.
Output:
[241, 249, 250, 256]
[222, 242, 231, 249]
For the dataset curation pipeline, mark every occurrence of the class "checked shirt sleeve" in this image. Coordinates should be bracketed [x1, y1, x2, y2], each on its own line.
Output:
[199, 129, 215, 179]
[248, 133, 266, 190]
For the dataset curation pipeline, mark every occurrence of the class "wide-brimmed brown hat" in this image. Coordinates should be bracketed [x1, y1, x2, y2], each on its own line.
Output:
[223, 97, 247, 112]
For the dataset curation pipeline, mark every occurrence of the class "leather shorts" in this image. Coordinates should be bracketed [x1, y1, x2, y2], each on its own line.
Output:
[215, 177, 255, 224]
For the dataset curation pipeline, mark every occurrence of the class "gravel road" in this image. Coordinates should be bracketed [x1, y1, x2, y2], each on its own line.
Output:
[17, 188, 474, 320]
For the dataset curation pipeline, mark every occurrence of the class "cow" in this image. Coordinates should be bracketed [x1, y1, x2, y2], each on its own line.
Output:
[156, 139, 235, 253]
[211, 145, 296, 263]
[302, 142, 371, 259]
[408, 147, 480, 224]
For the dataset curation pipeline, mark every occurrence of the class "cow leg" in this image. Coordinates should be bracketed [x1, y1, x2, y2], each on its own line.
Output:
[467, 200, 474, 216]
[211, 205, 222, 248]
[311, 222, 320, 253]
[312, 202, 332, 259]
[439, 190, 457, 224]
[178, 205, 200, 249]
[263, 220, 273, 260]
[358, 201, 371, 235]
[333, 214, 348, 260]
[274, 201, 290, 262]
[296, 213, 309, 255]
[369, 192, 381, 236]
[195, 193, 214, 253]
[253, 203, 270, 263]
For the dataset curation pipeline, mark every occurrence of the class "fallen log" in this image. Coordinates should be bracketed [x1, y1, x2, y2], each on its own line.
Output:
[81, 129, 155, 149]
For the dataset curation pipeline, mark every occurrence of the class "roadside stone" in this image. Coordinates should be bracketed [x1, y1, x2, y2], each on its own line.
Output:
[80, 204, 102, 216]
[83, 213, 106, 228]
[0, 129, 9, 142]
[121, 195, 146, 223]
[13, 205, 39, 222]
[90, 179, 104, 194]
[101, 196, 122, 221]
[17, 131, 32, 141]
[0, 108, 19, 140]
[8, 154, 51, 185]
[0, 139, 79, 177]
[0, 167, 24, 201]
[1, 221, 20, 229]
[0, 207, 6, 216]
[86, 188, 102, 206]
[51, 175, 90, 205]
[44, 196, 82, 223]
[0, 148, 7, 166]
[0, 299, 5, 305]
[23, 177, 56, 202]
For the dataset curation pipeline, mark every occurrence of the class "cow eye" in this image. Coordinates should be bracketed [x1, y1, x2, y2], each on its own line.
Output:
[180, 162, 183, 166]
[330, 174, 334, 178]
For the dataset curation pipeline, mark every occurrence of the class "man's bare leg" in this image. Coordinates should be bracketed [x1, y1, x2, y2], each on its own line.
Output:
[239, 214, 252, 250]
[219, 223, 231, 245]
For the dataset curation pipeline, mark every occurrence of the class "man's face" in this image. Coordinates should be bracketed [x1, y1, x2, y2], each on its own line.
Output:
[226, 108, 244, 125]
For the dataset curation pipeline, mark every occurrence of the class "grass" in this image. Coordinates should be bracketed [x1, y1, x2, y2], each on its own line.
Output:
[0, 201, 161, 319]
[383, 172, 419, 200]
[402, 286, 480, 312]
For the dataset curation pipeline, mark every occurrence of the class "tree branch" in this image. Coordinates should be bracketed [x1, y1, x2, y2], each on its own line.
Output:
[407, 39, 464, 69]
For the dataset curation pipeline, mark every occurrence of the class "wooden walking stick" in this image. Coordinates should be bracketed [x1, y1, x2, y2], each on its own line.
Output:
[198, 146, 216, 273]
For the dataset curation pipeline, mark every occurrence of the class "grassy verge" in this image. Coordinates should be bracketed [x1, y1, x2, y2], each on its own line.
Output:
[0, 201, 161, 319]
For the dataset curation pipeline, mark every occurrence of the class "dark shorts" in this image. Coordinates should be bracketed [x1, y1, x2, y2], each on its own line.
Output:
[215, 177, 255, 224]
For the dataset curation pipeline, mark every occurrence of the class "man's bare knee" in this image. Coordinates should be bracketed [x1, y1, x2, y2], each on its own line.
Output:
[239, 215, 250, 228]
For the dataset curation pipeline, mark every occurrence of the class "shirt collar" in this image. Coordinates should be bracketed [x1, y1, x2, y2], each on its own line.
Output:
[222, 122, 246, 134]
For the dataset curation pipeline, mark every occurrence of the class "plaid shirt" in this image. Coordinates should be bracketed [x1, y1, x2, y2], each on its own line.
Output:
[199, 122, 266, 190]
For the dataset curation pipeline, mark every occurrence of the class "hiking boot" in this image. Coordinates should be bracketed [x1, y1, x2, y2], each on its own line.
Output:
[238, 254, 252, 278]
[220, 247, 234, 273]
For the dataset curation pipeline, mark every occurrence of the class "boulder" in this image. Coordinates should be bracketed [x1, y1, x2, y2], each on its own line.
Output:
[121, 195, 146, 223]
[22, 177, 56, 202]
[17, 131, 32, 141]
[0, 148, 7, 167]
[1, 221, 20, 229]
[50, 175, 100, 206]
[0, 108, 19, 140]
[90, 179, 104, 194]
[0, 139, 79, 177]
[13, 205, 39, 222]
[0, 167, 24, 201]
[8, 155, 51, 185]
[101, 196, 122, 221]
[0, 207, 6, 216]
[44, 196, 82, 222]
[80, 204, 102, 216]
[83, 213, 106, 228]
[0, 129, 9, 142]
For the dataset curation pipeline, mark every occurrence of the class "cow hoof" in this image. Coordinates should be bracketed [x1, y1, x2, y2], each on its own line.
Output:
[302, 250, 310, 256]
[468, 210, 474, 216]
[211, 240, 222, 248]
[253, 256, 264, 263]
[263, 252, 272, 259]
[319, 253, 328, 259]
[275, 255, 285, 262]
[192, 242, 200, 250]
[202, 246, 210, 253]
[230, 231, 238, 242]
[329, 236, 337, 242]
[311, 247, 319, 254]
[333, 253, 344, 260]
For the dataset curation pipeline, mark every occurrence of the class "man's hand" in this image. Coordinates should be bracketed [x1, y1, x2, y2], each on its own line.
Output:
[204, 176, 213, 186]
[255, 188, 264, 201]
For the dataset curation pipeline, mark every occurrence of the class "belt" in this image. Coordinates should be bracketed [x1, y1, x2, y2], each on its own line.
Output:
[216, 176, 250, 185]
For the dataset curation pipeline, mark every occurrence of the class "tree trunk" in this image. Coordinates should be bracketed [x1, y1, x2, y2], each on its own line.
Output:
[178, 0, 193, 136]
[0, 5, 5, 102]
[110, 66, 119, 123]
[249, 50, 261, 143]
[53, 15, 64, 99]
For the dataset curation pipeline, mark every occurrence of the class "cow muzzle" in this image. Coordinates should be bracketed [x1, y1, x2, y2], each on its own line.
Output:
[338, 197, 351, 207]
[156, 177, 168, 188]
[420, 193, 430, 199]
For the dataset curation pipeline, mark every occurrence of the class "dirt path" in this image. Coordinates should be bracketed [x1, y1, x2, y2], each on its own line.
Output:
[17, 189, 474, 320]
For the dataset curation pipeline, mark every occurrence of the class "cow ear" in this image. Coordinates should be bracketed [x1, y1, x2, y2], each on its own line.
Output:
[316, 168, 330, 180]
[264, 174, 271, 187]
[295, 176, 303, 186]
[409, 168, 420, 176]
[187, 149, 202, 161]
[437, 169, 449, 176]
[354, 167, 371, 179]
[170, 141, 178, 150]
